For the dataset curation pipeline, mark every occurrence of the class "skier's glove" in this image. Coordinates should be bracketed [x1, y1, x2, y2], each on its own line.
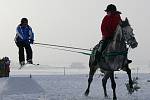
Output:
[29, 39, 34, 44]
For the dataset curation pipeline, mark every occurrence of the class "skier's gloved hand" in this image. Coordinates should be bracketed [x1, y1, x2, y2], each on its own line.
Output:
[29, 39, 34, 44]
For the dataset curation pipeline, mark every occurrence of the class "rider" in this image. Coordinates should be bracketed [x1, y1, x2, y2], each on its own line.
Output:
[93, 4, 132, 66]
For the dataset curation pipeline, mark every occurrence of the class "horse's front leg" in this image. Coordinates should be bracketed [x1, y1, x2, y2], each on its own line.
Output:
[123, 65, 133, 88]
[85, 66, 97, 96]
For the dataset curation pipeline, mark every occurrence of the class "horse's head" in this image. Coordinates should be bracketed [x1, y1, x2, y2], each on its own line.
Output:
[121, 18, 138, 49]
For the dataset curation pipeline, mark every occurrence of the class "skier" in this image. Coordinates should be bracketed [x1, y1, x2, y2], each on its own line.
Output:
[14, 18, 34, 66]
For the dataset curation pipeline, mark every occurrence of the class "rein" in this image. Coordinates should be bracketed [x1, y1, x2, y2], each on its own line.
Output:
[103, 51, 128, 57]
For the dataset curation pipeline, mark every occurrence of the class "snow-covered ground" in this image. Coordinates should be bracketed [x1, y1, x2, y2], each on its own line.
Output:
[0, 64, 150, 100]
[0, 72, 150, 100]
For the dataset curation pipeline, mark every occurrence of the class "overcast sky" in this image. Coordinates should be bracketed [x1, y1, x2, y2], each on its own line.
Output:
[0, 0, 149, 66]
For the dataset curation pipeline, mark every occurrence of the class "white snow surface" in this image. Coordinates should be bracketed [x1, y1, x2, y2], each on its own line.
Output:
[0, 73, 150, 100]
[0, 63, 150, 100]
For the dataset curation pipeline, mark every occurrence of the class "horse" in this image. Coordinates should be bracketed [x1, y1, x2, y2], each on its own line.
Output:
[84, 18, 138, 100]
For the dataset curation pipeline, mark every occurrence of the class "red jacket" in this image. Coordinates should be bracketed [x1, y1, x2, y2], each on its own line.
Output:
[101, 11, 121, 40]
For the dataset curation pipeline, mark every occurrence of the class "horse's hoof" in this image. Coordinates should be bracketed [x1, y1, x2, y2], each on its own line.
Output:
[104, 95, 109, 99]
[113, 97, 117, 100]
[104, 95, 111, 99]
[130, 84, 133, 89]
[104, 94, 108, 98]
[84, 90, 89, 96]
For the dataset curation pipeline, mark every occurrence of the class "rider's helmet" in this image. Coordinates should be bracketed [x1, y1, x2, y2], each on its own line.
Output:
[105, 4, 117, 12]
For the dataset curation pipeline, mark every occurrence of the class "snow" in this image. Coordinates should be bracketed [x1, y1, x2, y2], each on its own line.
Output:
[2, 77, 45, 95]
[0, 72, 150, 100]
[0, 64, 150, 100]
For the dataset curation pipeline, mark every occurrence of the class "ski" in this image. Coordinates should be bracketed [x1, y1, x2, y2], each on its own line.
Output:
[18, 65, 24, 70]
[31, 63, 40, 66]
[18, 63, 40, 70]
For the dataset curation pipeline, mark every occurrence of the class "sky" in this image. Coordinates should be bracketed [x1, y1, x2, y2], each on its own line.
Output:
[0, 0, 150, 67]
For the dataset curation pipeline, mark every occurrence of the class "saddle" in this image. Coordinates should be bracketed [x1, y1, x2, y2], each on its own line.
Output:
[91, 40, 130, 71]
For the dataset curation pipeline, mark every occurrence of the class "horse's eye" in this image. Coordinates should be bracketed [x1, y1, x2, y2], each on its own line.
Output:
[122, 30, 127, 34]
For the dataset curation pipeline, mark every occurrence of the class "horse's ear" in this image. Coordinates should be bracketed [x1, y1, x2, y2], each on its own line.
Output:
[125, 17, 130, 26]
[125, 17, 128, 22]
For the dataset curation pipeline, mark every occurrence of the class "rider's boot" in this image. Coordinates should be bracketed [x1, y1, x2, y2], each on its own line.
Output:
[127, 59, 132, 64]
[92, 51, 101, 66]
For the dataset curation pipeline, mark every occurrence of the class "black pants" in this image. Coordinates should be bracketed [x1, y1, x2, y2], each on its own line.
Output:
[16, 41, 33, 63]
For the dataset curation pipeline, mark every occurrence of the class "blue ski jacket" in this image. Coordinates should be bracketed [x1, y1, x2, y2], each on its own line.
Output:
[15, 25, 34, 44]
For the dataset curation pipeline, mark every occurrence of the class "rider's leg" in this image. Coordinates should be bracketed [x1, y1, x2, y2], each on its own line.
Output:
[93, 39, 109, 65]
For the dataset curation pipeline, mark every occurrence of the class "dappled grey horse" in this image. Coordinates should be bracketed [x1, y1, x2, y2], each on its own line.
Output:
[85, 18, 138, 100]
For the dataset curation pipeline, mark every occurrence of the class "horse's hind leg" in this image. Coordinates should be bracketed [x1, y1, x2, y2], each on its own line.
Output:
[102, 72, 109, 97]
[85, 66, 97, 96]
[109, 71, 117, 100]
[102, 71, 112, 98]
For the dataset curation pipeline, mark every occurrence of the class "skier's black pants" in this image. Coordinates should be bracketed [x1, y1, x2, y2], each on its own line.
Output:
[16, 42, 32, 63]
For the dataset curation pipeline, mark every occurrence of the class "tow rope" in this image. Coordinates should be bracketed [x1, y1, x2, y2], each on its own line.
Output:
[34, 42, 91, 51]
[34, 42, 92, 56]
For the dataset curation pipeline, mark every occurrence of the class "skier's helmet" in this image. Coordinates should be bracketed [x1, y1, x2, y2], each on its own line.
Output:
[21, 18, 28, 23]
[105, 4, 117, 12]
